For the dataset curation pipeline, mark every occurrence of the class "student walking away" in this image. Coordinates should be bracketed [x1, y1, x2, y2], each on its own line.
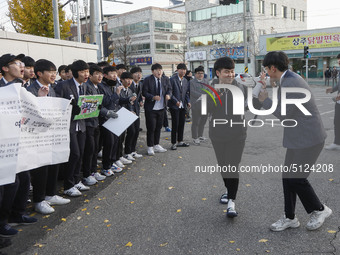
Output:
[190, 66, 209, 145]
[27, 59, 71, 214]
[325, 54, 340, 150]
[258, 51, 332, 231]
[142, 63, 172, 155]
[331, 66, 338, 87]
[207, 57, 261, 218]
[324, 67, 331, 86]
[0, 53, 37, 237]
[55, 60, 90, 197]
[168, 63, 191, 150]
[82, 64, 107, 186]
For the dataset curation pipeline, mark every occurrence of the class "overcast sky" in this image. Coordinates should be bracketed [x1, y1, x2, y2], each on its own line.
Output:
[0, 0, 339, 32]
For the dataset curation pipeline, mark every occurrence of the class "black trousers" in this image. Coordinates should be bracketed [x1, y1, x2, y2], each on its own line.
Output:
[170, 108, 186, 144]
[101, 126, 118, 170]
[191, 103, 208, 139]
[117, 131, 126, 159]
[211, 139, 245, 200]
[282, 142, 324, 219]
[83, 126, 100, 178]
[64, 131, 86, 190]
[125, 118, 140, 154]
[145, 109, 164, 147]
[0, 171, 30, 225]
[30, 164, 59, 203]
[163, 109, 169, 128]
[334, 103, 340, 145]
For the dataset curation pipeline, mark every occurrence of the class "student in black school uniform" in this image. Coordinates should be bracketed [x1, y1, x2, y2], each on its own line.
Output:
[22, 56, 36, 88]
[0, 53, 37, 237]
[27, 59, 71, 214]
[82, 64, 107, 186]
[57, 65, 68, 83]
[116, 64, 127, 86]
[128, 67, 144, 159]
[55, 60, 90, 197]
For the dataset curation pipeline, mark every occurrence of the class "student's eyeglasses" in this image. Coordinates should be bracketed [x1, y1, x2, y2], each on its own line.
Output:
[9, 61, 25, 67]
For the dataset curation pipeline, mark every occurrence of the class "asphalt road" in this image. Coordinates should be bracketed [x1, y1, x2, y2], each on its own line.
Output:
[3, 85, 340, 255]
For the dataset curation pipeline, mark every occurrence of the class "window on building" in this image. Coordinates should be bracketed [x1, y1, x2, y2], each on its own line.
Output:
[155, 43, 183, 53]
[300, 10, 305, 22]
[154, 21, 185, 33]
[258, 0, 265, 14]
[111, 21, 149, 38]
[129, 43, 151, 54]
[270, 3, 277, 16]
[282, 6, 287, 18]
[188, 2, 243, 22]
[291, 8, 296, 20]
[190, 31, 243, 48]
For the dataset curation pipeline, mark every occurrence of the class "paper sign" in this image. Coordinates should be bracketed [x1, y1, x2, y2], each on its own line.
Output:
[74, 95, 103, 120]
[102, 107, 138, 136]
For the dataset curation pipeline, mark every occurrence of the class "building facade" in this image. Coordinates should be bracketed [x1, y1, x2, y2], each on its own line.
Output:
[107, 7, 186, 76]
[258, 27, 340, 79]
[185, 0, 307, 78]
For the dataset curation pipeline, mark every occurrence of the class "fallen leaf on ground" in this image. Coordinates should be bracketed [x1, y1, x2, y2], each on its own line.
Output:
[163, 164, 166, 166]
[104, 219, 109, 223]
[107, 224, 111, 227]
[177, 209, 181, 213]
[229, 241, 235, 243]
[328, 230, 337, 234]
[84, 226, 88, 228]
[236, 248, 240, 251]
[86, 212, 90, 215]
[202, 198, 207, 201]
[42, 215, 50, 219]
[81, 208, 87, 211]
[168, 186, 174, 190]
[245, 184, 251, 187]
[18, 229, 23, 232]
[259, 239, 268, 243]
[42, 226, 47, 229]
[94, 206, 100, 210]
[34, 243, 45, 248]
[61, 218, 66, 222]
[125, 242, 132, 247]
[77, 216, 82, 220]
[328, 179, 334, 182]
[160, 242, 168, 247]
[130, 201, 134, 204]
[178, 156, 182, 159]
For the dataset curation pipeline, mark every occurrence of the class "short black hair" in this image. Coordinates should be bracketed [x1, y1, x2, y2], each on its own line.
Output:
[337, 54, 340, 59]
[103, 66, 117, 75]
[58, 65, 67, 74]
[177, 63, 187, 70]
[22, 56, 35, 67]
[65, 64, 72, 73]
[214, 57, 235, 73]
[71, 60, 89, 78]
[151, 63, 162, 71]
[186, 70, 192, 76]
[194, 66, 204, 73]
[87, 62, 96, 67]
[130, 66, 142, 74]
[120, 72, 133, 80]
[34, 59, 56, 77]
[90, 64, 103, 75]
[263, 51, 289, 72]
[97, 61, 110, 68]
[116, 64, 127, 70]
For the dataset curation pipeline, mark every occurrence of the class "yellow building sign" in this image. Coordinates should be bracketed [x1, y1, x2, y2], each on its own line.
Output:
[266, 32, 340, 51]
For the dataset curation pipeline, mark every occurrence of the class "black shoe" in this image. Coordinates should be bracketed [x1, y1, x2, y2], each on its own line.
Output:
[177, 142, 190, 147]
[8, 215, 38, 227]
[171, 144, 177, 150]
[0, 225, 18, 238]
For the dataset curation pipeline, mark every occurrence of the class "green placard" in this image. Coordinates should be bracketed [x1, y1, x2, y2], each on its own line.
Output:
[74, 95, 103, 120]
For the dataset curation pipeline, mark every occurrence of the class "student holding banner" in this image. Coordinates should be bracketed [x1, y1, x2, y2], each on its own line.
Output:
[27, 59, 71, 214]
[0, 53, 38, 237]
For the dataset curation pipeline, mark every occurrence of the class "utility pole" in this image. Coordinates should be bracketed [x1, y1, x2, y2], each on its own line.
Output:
[52, 0, 60, 39]
[77, 0, 81, 42]
[243, 0, 248, 73]
[90, 0, 95, 43]
[94, 0, 103, 61]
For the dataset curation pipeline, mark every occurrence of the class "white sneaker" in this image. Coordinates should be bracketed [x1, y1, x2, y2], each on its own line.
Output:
[120, 156, 132, 165]
[270, 216, 300, 231]
[64, 187, 82, 197]
[199, 136, 208, 142]
[45, 195, 70, 206]
[324, 143, 340, 150]
[193, 138, 200, 145]
[35, 200, 55, 214]
[306, 205, 332, 230]
[101, 169, 114, 177]
[131, 152, 143, 158]
[111, 164, 123, 173]
[154, 144, 167, 153]
[220, 193, 228, 204]
[147, 147, 155, 156]
[125, 154, 135, 161]
[115, 160, 125, 168]
[226, 199, 237, 218]
[74, 181, 90, 191]
[92, 172, 106, 181]
[83, 176, 97, 186]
